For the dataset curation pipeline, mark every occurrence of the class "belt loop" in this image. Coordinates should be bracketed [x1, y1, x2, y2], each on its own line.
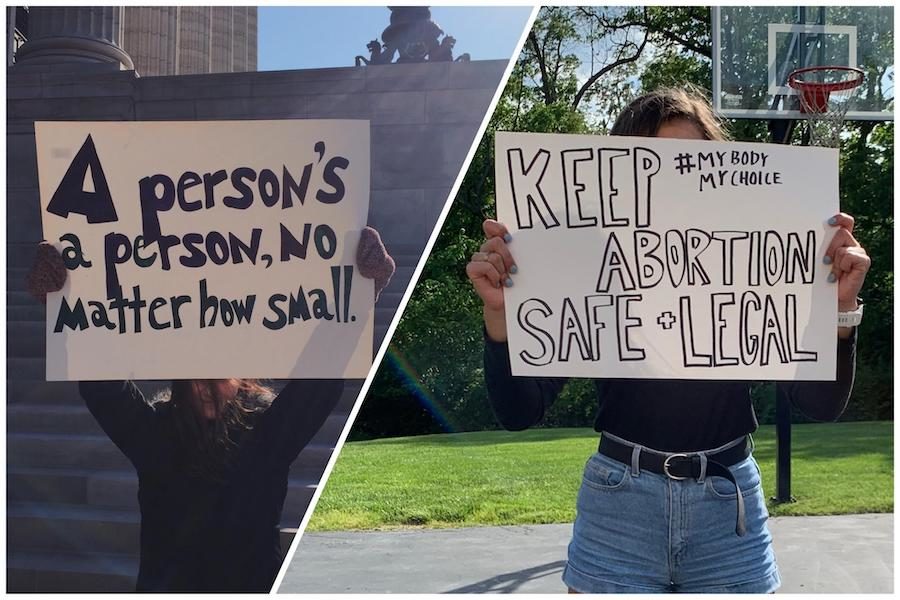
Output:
[631, 445, 642, 477]
[697, 453, 708, 483]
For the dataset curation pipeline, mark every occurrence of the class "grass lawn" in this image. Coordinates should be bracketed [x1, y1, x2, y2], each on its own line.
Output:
[308, 421, 893, 532]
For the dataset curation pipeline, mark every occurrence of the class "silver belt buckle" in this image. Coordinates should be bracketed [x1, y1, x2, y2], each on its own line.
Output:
[663, 453, 690, 480]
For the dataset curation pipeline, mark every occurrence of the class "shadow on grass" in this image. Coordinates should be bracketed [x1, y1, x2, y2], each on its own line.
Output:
[361, 428, 597, 448]
[752, 422, 893, 464]
[360, 423, 893, 463]
[445, 560, 567, 593]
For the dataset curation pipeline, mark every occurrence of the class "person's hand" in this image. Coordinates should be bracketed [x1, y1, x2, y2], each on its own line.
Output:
[825, 213, 870, 310]
[26, 241, 67, 304]
[466, 219, 517, 342]
[825, 213, 870, 338]
[356, 226, 395, 302]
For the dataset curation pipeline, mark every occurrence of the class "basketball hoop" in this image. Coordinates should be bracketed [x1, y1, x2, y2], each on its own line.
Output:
[787, 66, 865, 147]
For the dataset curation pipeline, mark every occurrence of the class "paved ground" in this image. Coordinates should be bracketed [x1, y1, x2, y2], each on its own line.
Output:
[279, 514, 893, 594]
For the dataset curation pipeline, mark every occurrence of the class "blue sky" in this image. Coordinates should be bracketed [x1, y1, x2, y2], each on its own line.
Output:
[258, 6, 533, 71]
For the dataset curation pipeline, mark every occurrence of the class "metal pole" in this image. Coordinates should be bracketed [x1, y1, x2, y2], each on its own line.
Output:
[766, 7, 806, 505]
[768, 123, 796, 500]
[768, 117, 795, 144]
[767, 132, 795, 501]
[711, 7, 721, 114]
[773, 386, 796, 503]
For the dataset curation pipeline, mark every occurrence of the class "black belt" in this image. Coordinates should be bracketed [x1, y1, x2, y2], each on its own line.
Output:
[598, 434, 752, 536]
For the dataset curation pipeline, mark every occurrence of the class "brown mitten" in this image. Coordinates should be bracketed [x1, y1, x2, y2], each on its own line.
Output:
[356, 226, 395, 302]
[26, 242, 67, 304]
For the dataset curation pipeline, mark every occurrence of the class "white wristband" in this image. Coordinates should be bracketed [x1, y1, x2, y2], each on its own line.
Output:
[838, 303, 863, 327]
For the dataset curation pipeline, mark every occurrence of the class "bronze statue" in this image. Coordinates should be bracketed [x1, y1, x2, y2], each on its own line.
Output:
[354, 6, 468, 66]
[355, 39, 392, 66]
[429, 35, 454, 62]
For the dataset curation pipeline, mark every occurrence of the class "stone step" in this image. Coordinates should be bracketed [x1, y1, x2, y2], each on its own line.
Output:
[7, 303, 46, 321]
[8, 378, 361, 406]
[8, 530, 298, 592]
[7, 320, 45, 358]
[6, 381, 172, 405]
[7, 403, 349, 445]
[280, 528, 297, 557]
[8, 502, 141, 555]
[280, 482, 318, 528]
[7, 500, 303, 556]
[6, 356, 47, 383]
[8, 263, 31, 279]
[8, 432, 133, 470]
[7, 241, 42, 265]
[8, 549, 138, 592]
[314, 412, 351, 445]
[6, 380, 82, 406]
[8, 289, 39, 306]
[8, 466, 131, 506]
[288, 462, 334, 483]
[5, 380, 170, 406]
[8, 431, 337, 471]
[7, 404, 105, 434]
[8, 465, 317, 520]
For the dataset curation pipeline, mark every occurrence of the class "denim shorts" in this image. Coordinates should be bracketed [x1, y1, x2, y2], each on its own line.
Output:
[562, 446, 780, 593]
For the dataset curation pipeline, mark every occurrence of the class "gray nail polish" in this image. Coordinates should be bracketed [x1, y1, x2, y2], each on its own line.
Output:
[504, 278, 514, 288]
[510, 264, 518, 274]
[828, 272, 837, 283]
[828, 216, 838, 225]
[823, 255, 833, 265]
[503, 233, 513, 243]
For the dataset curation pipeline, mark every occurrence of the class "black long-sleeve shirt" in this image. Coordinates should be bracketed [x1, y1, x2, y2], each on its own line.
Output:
[484, 331, 856, 452]
[79, 379, 344, 592]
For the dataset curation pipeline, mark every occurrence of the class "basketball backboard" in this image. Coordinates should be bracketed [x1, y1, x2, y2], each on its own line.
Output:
[713, 6, 893, 120]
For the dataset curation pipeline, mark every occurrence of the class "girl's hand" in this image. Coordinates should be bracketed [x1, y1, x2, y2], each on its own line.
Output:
[466, 219, 517, 341]
[825, 213, 871, 311]
[356, 226, 395, 302]
[27, 241, 67, 304]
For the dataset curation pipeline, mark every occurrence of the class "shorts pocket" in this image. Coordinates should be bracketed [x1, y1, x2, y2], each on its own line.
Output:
[705, 456, 763, 499]
[581, 453, 630, 491]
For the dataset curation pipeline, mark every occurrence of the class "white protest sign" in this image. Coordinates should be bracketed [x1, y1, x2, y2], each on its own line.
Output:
[495, 131, 839, 380]
[36, 120, 374, 381]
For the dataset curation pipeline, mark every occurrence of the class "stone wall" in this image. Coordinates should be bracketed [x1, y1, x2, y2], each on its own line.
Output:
[7, 58, 506, 591]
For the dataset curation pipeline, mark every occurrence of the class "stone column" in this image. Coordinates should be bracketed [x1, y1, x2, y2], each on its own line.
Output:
[246, 7, 258, 71]
[14, 6, 134, 69]
[122, 6, 179, 76]
[209, 6, 234, 73]
[177, 6, 211, 75]
[232, 6, 248, 72]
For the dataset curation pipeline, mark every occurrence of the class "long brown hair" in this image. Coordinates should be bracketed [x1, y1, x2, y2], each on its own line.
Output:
[167, 379, 273, 480]
[611, 86, 728, 141]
